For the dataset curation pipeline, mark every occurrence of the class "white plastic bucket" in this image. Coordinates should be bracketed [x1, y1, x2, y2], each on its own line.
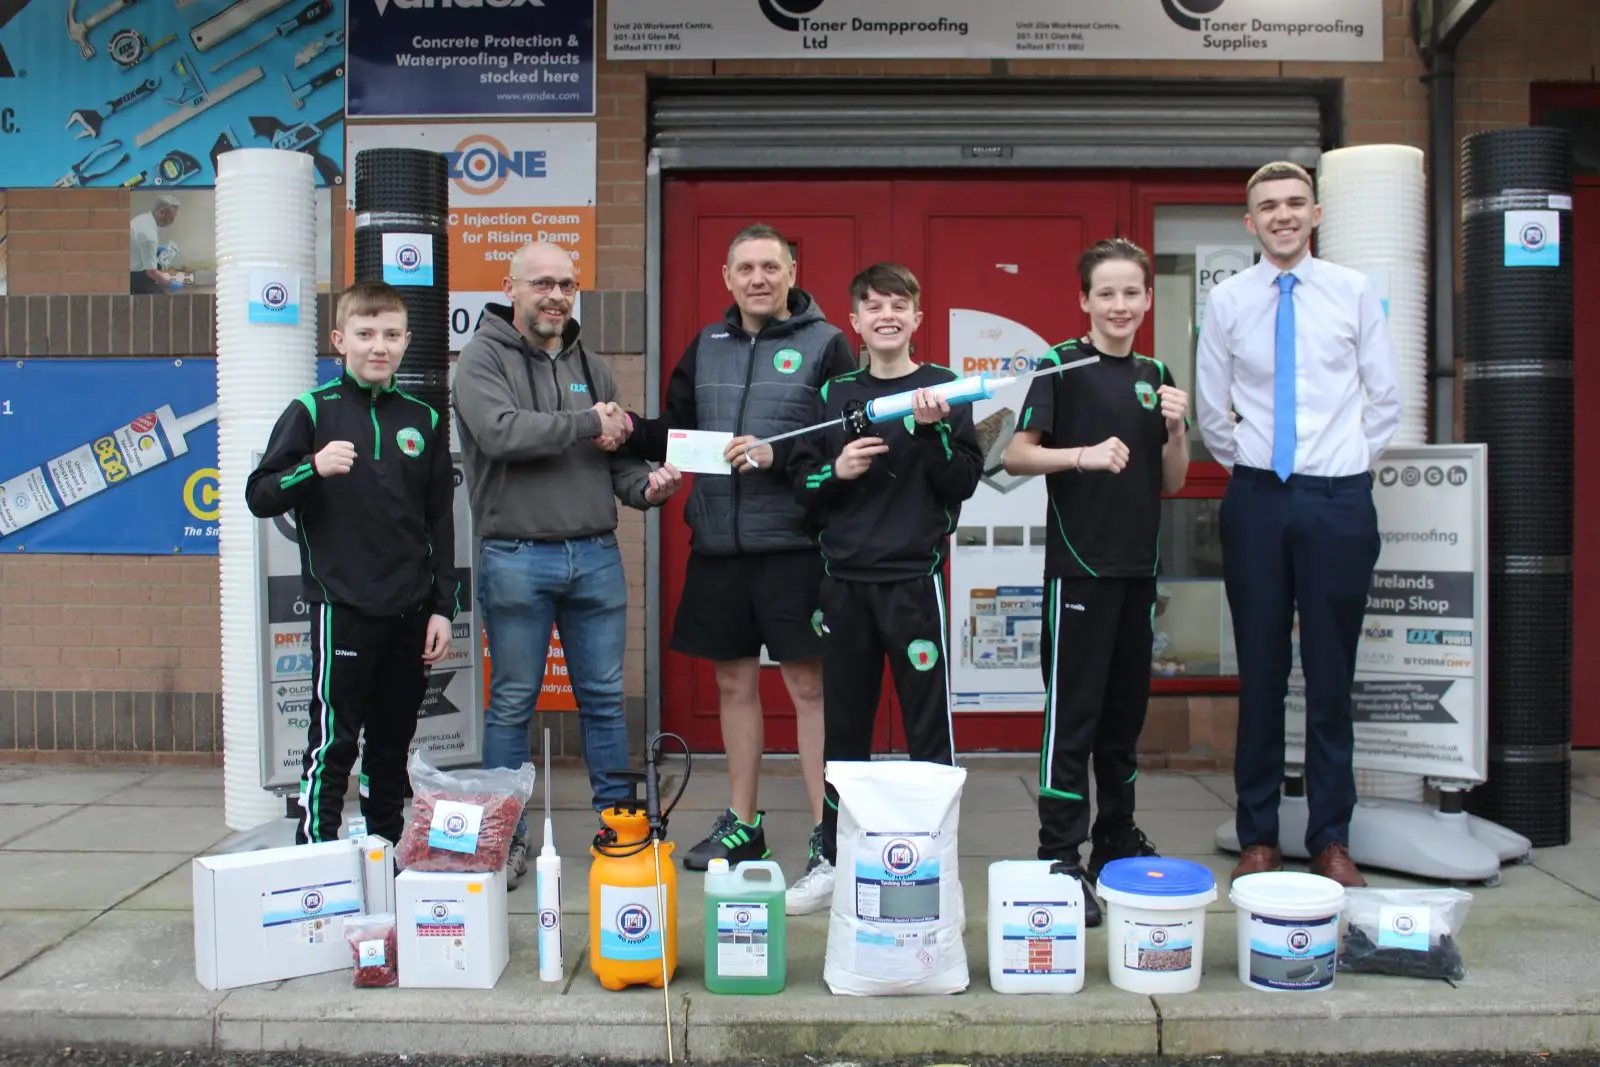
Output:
[986, 860, 1085, 994]
[1095, 857, 1217, 995]
[1229, 871, 1347, 993]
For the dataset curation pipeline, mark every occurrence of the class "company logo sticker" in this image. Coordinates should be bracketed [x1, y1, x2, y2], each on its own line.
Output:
[617, 904, 652, 942]
[446, 132, 547, 197]
[397, 427, 425, 457]
[248, 271, 300, 325]
[759, 0, 826, 31]
[382, 233, 434, 287]
[1161, 0, 1226, 31]
[773, 348, 803, 374]
[882, 838, 920, 876]
[908, 639, 939, 672]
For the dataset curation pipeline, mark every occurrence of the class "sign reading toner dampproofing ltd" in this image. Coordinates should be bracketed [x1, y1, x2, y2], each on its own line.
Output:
[606, 0, 1383, 63]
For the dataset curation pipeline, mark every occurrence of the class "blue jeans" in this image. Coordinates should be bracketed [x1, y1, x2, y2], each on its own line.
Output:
[477, 533, 632, 832]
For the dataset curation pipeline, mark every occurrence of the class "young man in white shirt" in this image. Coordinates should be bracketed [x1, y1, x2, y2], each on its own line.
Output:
[1195, 161, 1401, 889]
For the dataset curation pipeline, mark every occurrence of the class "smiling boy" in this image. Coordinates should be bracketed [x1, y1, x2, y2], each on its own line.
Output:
[782, 262, 984, 915]
[246, 280, 462, 848]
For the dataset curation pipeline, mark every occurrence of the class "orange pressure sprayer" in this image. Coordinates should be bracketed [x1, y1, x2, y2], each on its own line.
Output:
[590, 732, 692, 1060]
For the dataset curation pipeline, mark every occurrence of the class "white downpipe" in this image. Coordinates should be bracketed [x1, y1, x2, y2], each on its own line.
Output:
[1317, 143, 1429, 804]
[215, 149, 320, 831]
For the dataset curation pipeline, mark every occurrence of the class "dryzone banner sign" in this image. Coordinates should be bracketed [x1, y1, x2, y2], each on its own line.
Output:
[607, 0, 1383, 63]
[347, 0, 596, 118]
[344, 122, 596, 351]
[256, 451, 484, 791]
[0, 0, 347, 188]
[1284, 445, 1489, 784]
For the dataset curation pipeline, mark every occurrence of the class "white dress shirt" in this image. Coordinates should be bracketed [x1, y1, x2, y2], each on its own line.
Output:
[1195, 251, 1402, 478]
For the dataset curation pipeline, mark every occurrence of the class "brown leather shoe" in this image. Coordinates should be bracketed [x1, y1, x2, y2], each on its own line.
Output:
[1231, 844, 1284, 882]
[1310, 842, 1368, 887]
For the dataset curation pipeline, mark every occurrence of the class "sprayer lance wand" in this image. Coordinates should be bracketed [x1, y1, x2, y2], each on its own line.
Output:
[746, 353, 1101, 454]
[645, 739, 673, 1063]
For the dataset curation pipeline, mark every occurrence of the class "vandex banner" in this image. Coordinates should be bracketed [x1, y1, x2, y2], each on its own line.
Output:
[0, 0, 347, 188]
[607, 0, 1383, 62]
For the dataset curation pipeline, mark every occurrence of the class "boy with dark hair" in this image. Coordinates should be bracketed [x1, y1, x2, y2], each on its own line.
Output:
[782, 262, 984, 915]
[1001, 237, 1191, 926]
[247, 280, 462, 847]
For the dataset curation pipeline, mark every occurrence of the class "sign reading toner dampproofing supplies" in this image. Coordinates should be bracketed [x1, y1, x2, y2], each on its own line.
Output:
[606, 0, 1384, 62]
[1283, 445, 1489, 784]
[343, 123, 597, 352]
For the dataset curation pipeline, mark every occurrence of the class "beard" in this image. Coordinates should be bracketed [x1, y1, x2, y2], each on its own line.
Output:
[526, 300, 570, 339]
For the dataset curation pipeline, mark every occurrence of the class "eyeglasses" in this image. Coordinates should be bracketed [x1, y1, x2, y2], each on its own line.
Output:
[512, 276, 578, 295]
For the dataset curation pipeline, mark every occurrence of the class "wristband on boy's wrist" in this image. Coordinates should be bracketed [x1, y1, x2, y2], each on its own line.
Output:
[1074, 446, 1084, 471]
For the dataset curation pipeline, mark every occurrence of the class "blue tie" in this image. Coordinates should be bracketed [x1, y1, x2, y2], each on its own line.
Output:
[1272, 273, 1298, 482]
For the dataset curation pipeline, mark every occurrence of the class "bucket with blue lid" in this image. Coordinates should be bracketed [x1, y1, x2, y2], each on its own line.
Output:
[1096, 857, 1217, 994]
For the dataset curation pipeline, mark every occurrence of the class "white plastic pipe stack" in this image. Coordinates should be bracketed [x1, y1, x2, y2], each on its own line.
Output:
[215, 149, 320, 831]
[1316, 144, 1428, 804]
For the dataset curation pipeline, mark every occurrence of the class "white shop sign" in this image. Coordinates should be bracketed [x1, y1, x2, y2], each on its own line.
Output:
[1284, 445, 1489, 784]
[606, 1, 1384, 63]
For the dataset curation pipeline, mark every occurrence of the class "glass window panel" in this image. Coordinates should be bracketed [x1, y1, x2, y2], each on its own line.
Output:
[1152, 204, 1258, 463]
[1153, 497, 1236, 679]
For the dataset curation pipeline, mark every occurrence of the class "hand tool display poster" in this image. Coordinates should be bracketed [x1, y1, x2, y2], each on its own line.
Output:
[343, 122, 596, 352]
[0, 0, 347, 189]
[346, 0, 595, 118]
[0, 356, 338, 554]
[945, 308, 1050, 714]
[257, 451, 484, 791]
[1283, 445, 1489, 783]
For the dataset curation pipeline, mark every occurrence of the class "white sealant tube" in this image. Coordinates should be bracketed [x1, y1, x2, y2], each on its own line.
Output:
[0, 403, 218, 538]
[537, 727, 563, 982]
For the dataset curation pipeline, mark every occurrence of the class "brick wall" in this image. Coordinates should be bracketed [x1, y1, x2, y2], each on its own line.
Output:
[1, 0, 1594, 766]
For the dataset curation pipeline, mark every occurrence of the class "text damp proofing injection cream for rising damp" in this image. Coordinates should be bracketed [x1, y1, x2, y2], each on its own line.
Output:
[703, 858, 787, 995]
[1228, 871, 1347, 993]
[824, 760, 970, 997]
[986, 860, 1085, 994]
[1095, 857, 1218, 995]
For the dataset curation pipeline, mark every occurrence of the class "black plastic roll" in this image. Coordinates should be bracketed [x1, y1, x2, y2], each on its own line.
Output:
[1460, 126, 1573, 200]
[355, 148, 450, 216]
[1466, 755, 1571, 849]
[1462, 375, 1573, 557]
[1460, 214, 1573, 363]
[1484, 570, 1572, 746]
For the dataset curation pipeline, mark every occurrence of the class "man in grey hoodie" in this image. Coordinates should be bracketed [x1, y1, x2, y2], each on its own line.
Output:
[453, 241, 682, 889]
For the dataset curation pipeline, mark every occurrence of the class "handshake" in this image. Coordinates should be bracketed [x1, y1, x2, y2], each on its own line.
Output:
[593, 401, 633, 452]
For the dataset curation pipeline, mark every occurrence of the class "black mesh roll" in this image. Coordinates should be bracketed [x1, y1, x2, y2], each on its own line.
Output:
[1466, 755, 1571, 849]
[352, 147, 451, 416]
[1457, 126, 1573, 846]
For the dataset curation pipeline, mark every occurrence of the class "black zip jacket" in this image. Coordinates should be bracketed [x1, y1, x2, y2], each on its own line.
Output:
[245, 372, 462, 620]
[787, 363, 984, 582]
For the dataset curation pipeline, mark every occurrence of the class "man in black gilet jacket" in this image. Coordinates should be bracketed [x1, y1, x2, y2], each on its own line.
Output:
[621, 224, 857, 885]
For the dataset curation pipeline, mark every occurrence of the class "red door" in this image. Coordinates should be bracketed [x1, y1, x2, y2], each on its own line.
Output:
[660, 176, 1124, 753]
[660, 179, 895, 753]
[1570, 180, 1599, 746]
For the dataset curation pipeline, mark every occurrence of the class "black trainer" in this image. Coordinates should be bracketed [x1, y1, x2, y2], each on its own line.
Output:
[680, 807, 771, 871]
[1086, 825, 1160, 885]
[1049, 858, 1102, 927]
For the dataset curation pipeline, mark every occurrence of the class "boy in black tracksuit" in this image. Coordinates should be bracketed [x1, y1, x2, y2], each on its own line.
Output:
[1001, 238, 1191, 926]
[782, 263, 984, 916]
[246, 281, 462, 847]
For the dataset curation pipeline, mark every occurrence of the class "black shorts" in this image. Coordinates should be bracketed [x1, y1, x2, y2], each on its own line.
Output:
[671, 549, 824, 663]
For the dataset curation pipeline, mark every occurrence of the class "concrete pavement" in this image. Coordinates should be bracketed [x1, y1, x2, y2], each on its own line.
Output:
[0, 755, 1597, 1060]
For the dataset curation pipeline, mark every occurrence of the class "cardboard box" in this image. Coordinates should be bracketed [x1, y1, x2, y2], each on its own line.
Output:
[193, 839, 364, 991]
[396, 869, 510, 989]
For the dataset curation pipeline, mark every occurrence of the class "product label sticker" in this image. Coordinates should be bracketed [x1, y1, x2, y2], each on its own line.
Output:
[599, 884, 662, 962]
[1503, 209, 1560, 267]
[1376, 905, 1431, 951]
[1550, 194, 1573, 211]
[715, 901, 770, 978]
[260, 879, 362, 929]
[383, 233, 435, 287]
[415, 897, 466, 936]
[247, 270, 302, 325]
[1246, 912, 1338, 991]
[999, 900, 1079, 976]
[359, 937, 387, 967]
[855, 831, 940, 924]
[1122, 919, 1195, 973]
[428, 799, 485, 853]
[0, 468, 62, 536]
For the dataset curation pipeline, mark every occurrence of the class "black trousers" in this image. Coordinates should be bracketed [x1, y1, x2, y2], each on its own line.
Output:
[297, 603, 430, 845]
[1037, 575, 1157, 862]
[819, 574, 955, 864]
[1220, 465, 1381, 857]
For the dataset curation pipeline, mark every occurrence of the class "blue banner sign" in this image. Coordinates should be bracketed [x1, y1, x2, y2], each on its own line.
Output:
[346, 0, 595, 118]
[0, 357, 340, 555]
[0, 0, 346, 188]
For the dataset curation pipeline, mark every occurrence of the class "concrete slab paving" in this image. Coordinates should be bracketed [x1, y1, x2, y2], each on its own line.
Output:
[1526, 846, 1600, 900]
[4, 802, 234, 854]
[0, 803, 79, 846]
[0, 911, 101, 979]
[102, 783, 227, 808]
[0, 850, 192, 911]
[0, 771, 153, 806]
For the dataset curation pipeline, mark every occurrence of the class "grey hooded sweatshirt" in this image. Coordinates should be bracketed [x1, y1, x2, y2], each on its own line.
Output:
[452, 305, 656, 542]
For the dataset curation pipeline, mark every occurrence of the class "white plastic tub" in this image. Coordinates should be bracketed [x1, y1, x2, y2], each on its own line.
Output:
[1229, 871, 1346, 993]
[986, 860, 1085, 994]
[1095, 857, 1217, 994]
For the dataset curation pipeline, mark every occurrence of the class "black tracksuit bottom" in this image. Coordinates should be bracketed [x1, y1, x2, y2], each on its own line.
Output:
[297, 602, 430, 846]
[1037, 576, 1157, 863]
[818, 574, 956, 865]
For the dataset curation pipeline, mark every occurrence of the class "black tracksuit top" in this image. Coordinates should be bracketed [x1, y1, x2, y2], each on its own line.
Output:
[245, 372, 462, 620]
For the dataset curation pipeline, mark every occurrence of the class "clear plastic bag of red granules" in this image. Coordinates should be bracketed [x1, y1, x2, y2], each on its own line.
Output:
[345, 912, 399, 988]
[397, 749, 537, 874]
